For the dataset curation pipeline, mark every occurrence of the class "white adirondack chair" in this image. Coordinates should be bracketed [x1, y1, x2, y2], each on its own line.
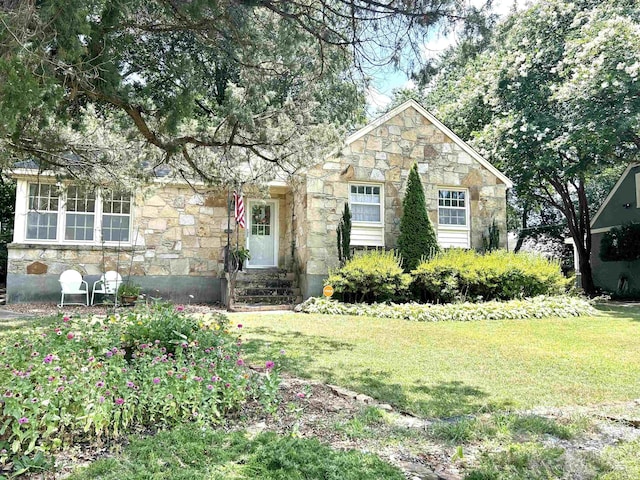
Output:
[58, 270, 89, 307]
[91, 271, 123, 306]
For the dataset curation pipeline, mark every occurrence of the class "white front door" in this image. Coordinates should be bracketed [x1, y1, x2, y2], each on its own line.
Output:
[246, 200, 278, 268]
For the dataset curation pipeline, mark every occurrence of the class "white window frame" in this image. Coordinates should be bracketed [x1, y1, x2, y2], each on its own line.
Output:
[349, 182, 383, 225]
[15, 180, 133, 246]
[437, 188, 470, 230]
[348, 182, 385, 247]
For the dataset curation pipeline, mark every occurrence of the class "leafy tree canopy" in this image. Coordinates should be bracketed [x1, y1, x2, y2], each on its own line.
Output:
[0, 0, 474, 187]
[413, 0, 640, 294]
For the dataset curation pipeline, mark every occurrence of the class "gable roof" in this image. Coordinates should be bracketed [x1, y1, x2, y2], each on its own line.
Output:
[346, 99, 513, 188]
[590, 162, 640, 228]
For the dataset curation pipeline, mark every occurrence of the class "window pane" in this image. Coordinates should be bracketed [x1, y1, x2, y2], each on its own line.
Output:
[102, 215, 130, 242]
[26, 212, 58, 240]
[352, 204, 381, 222]
[65, 213, 94, 241]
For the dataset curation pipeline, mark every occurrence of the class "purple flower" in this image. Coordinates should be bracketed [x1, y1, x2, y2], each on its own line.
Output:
[126, 381, 135, 388]
[206, 384, 214, 390]
[98, 396, 105, 404]
[194, 376, 203, 382]
[96, 381, 105, 388]
[210, 376, 219, 382]
[43, 354, 54, 364]
[265, 361, 275, 370]
[296, 392, 306, 399]
[279, 349, 286, 355]
[18, 417, 28, 425]
[105, 351, 113, 358]
[115, 398, 124, 405]
[236, 359, 244, 366]
[176, 305, 185, 312]
[237, 324, 243, 329]
[152, 377, 160, 384]
[56, 386, 65, 393]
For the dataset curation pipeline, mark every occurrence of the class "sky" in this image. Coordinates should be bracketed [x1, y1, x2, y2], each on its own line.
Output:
[366, 0, 532, 111]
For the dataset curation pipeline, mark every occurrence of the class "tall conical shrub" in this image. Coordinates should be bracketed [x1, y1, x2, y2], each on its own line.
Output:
[397, 163, 439, 271]
[337, 203, 352, 265]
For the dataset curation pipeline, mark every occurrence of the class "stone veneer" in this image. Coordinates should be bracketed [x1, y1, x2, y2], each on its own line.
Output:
[7, 182, 292, 303]
[295, 105, 508, 297]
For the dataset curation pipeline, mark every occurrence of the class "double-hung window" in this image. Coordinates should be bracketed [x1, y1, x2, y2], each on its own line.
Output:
[350, 184, 381, 223]
[349, 183, 384, 246]
[24, 183, 132, 244]
[437, 188, 470, 248]
[438, 189, 467, 227]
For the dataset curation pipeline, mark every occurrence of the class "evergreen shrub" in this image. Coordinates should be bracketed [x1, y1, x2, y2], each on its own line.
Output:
[397, 163, 439, 271]
[412, 249, 569, 303]
[325, 250, 411, 303]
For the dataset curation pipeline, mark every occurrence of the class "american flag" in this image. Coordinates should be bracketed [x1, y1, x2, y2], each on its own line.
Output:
[233, 191, 245, 228]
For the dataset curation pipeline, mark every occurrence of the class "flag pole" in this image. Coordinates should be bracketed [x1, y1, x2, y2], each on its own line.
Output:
[226, 187, 231, 272]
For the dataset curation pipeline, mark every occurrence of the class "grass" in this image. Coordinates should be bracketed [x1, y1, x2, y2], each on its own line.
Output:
[67, 427, 404, 480]
[237, 304, 640, 418]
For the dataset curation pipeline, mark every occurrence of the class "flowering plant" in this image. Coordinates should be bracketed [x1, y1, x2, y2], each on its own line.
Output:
[0, 304, 279, 471]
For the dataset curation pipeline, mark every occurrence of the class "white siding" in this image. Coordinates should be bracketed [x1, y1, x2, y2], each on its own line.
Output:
[437, 229, 470, 249]
[351, 224, 384, 247]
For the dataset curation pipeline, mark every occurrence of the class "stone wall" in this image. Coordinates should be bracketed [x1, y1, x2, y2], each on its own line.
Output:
[299, 105, 509, 294]
[7, 182, 292, 303]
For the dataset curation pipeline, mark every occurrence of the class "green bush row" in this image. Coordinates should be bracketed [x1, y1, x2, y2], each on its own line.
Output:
[326, 249, 571, 304]
[296, 295, 597, 322]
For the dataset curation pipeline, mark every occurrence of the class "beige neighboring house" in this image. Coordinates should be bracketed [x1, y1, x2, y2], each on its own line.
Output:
[7, 100, 512, 305]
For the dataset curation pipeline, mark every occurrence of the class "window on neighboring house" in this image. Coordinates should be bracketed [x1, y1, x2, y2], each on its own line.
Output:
[438, 189, 468, 226]
[27, 184, 59, 240]
[350, 184, 382, 223]
[25, 183, 131, 244]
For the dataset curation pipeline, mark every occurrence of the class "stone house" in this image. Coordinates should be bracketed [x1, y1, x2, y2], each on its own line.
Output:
[7, 100, 512, 305]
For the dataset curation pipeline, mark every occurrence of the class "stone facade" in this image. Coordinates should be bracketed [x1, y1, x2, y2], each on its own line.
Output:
[7, 182, 292, 303]
[295, 104, 509, 294]
[7, 101, 510, 303]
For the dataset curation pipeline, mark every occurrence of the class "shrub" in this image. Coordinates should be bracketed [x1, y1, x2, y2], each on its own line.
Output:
[325, 250, 411, 303]
[397, 163, 439, 271]
[296, 295, 596, 322]
[0, 304, 280, 466]
[336, 203, 352, 265]
[411, 249, 569, 303]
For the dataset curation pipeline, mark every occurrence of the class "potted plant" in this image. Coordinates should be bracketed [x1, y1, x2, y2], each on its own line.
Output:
[118, 282, 141, 305]
[231, 246, 251, 271]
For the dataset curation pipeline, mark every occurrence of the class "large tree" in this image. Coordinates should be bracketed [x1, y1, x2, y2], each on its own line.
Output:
[421, 0, 640, 295]
[0, 0, 475, 186]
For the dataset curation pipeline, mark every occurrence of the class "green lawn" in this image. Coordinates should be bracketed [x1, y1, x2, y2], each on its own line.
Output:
[236, 304, 640, 417]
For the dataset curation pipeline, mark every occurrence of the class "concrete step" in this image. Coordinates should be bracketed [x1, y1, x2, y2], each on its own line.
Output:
[235, 287, 301, 297]
[236, 270, 295, 282]
[235, 278, 295, 289]
[234, 294, 302, 305]
[230, 303, 298, 312]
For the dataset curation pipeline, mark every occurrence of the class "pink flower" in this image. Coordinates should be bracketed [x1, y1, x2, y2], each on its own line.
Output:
[152, 377, 160, 384]
[63, 316, 70, 323]
[67, 333, 74, 340]
[18, 417, 28, 425]
[265, 361, 275, 370]
[115, 398, 124, 405]
[296, 392, 306, 399]
[126, 381, 135, 388]
[98, 396, 105, 404]
[237, 324, 243, 329]
[236, 359, 245, 366]
[176, 305, 185, 312]
[105, 351, 113, 358]
[206, 384, 214, 390]
[96, 381, 105, 388]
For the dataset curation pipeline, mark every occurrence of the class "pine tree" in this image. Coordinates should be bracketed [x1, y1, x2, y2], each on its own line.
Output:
[397, 163, 439, 271]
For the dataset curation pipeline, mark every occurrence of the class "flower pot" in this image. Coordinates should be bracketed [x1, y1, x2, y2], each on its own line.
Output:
[120, 295, 138, 305]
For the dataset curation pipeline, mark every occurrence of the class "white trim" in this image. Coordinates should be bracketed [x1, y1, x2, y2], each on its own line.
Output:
[348, 182, 385, 246]
[437, 187, 470, 229]
[344, 100, 513, 188]
[14, 179, 134, 246]
[590, 163, 639, 227]
[636, 172, 640, 208]
[246, 199, 279, 268]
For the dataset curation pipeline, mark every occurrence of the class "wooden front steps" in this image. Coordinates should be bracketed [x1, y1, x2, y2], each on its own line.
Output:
[230, 269, 302, 312]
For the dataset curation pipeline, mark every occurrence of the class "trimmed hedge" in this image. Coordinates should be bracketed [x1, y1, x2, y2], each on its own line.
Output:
[411, 249, 570, 303]
[295, 295, 597, 322]
[325, 250, 411, 303]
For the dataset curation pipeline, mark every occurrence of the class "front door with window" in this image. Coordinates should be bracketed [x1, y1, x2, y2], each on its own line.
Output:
[246, 200, 278, 268]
